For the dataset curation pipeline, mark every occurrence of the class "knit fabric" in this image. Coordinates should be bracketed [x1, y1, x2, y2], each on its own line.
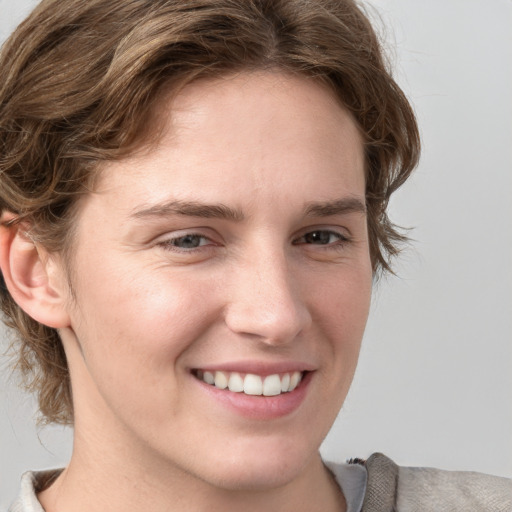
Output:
[360, 453, 512, 512]
[360, 453, 399, 512]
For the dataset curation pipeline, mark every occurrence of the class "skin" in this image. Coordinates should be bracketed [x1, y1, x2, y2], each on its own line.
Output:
[4, 72, 373, 512]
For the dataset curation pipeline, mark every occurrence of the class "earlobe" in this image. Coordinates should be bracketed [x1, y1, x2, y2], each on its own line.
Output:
[0, 213, 71, 329]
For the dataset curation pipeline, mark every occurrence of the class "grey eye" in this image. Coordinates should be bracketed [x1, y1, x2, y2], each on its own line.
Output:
[171, 234, 206, 249]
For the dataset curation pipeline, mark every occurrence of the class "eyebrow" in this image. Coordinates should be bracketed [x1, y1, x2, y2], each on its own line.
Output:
[303, 197, 367, 217]
[130, 196, 366, 222]
[131, 200, 244, 221]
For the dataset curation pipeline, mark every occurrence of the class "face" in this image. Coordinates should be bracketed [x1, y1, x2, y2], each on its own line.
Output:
[59, 72, 372, 491]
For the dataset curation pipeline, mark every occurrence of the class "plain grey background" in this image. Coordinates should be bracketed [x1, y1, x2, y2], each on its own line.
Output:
[1, 0, 511, 507]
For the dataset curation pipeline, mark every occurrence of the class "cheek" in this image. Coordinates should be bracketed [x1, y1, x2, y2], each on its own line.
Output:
[309, 265, 372, 373]
[75, 261, 212, 339]
[296, 267, 371, 440]
[65, 269, 225, 432]
[312, 263, 372, 328]
[68, 265, 220, 393]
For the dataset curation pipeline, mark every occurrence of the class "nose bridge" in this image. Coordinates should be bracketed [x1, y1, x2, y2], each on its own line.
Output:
[225, 242, 311, 344]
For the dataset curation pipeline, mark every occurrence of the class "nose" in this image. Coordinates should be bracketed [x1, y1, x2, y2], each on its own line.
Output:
[224, 249, 312, 345]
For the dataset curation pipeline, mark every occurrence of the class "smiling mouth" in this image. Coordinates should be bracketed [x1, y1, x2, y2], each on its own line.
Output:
[192, 370, 305, 397]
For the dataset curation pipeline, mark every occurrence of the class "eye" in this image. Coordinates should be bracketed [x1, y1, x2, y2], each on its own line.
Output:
[160, 233, 213, 251]
[294, 229, 349, 247]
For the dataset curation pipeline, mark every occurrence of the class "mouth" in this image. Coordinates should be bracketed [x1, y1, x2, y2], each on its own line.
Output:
[192, 369, 305, 397]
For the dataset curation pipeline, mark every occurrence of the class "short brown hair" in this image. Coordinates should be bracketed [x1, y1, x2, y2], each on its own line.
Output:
[0, 0, 420, 424]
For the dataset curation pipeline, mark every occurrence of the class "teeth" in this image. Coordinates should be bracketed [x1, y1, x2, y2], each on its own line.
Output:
[263, 374, 282, 396]
[198, 370, 304, 396]
[228, 372, 244, 392]
[214, 371, 228, 389]
[203, 371, 215, 385]
[289, 371, 301, 391]
[281, 373, 290, 392]
[244, 374, 263, 395]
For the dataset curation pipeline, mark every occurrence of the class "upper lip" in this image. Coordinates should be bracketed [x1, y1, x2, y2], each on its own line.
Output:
[190, 360, 316, 377]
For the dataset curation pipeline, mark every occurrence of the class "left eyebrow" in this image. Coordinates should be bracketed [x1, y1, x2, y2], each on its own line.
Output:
[303, 197, 367, 218]
[130, 200, 244, 222]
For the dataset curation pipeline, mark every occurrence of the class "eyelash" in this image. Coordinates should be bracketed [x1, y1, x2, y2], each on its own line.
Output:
[293, 229, 350, 248]
[158, 229, 350, 253]
[158, 233, 213, 252]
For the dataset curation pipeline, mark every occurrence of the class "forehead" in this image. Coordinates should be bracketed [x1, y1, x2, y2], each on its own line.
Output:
[165, 71, 361, 146]
[90, 71, 365, 216]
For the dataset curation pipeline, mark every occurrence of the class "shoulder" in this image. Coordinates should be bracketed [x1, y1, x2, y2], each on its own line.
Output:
[358, 452, 512, 512]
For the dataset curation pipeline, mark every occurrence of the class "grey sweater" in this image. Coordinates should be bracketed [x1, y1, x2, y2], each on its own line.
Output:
[350, 453, 512, 512]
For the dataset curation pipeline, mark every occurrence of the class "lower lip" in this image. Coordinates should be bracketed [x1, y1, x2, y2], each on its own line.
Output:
[193, 372, 313, 420]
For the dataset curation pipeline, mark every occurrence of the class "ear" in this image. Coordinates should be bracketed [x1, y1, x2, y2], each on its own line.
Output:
[0, 212, 71, 329]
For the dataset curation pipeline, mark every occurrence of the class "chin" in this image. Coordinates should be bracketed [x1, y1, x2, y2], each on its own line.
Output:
[206, 461, 305, 492]
[192, 436, 320, 492]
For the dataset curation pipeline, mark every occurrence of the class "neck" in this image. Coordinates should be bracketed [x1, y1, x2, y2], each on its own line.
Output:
[38, 433, 345, 512]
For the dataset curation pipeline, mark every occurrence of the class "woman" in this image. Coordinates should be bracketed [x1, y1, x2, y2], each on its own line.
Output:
[0, 1, 510, 511]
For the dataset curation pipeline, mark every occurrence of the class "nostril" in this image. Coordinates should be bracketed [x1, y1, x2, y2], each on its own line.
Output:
[224, 301, 311, 345]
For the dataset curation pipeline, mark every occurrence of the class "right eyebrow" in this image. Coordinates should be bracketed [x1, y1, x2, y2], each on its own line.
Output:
[130, 200, 245, 222]
[303, 197, 367, 218]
